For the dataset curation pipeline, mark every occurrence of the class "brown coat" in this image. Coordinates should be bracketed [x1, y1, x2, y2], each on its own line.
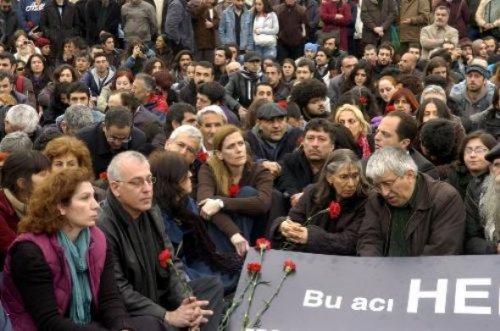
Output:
[270, 184, 367, 255]
[398, 0, 430, 43]
[192, 3, 220, 50]
[357, 174, 466, 256]
[197, 162, 273, 237]
[360, 0, 397, 46]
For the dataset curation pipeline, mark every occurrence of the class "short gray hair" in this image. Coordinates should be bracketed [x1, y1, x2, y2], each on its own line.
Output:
[366, 147, 418, 180]
[0, 131, 33, 152]
[5, 104, 39, 134]
[135, 73, 156, 92]
[420, 85, 446, 103]
[169, 125, 203, 152]
[107, 151, 148, 181]
[63, 105, 93, 134]
[196, 105, 227, 125]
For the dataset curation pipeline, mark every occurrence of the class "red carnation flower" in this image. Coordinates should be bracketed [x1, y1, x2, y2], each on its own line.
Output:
[99, 172, 108, 181]
[247, 262, 262, 274]
[255, 238, 271, 251]
[297, 136, 303, 146]
[158, 249, 172, 268]
[283, 259, 296, 273]
[277, 100, 288, 109]
[229, 184, 240, 198]
[329, 201, 341, 219]
[26, 21, 34, 28]
[385, 105, 396, 113]
[197, 151, 209, 162]
[359, 96, 368, 104]
[337, 7, 344, 14]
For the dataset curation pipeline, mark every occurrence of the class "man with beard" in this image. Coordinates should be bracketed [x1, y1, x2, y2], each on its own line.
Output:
[213, 45, 231, 85]
[180, 61, 214, 107]
[277, 118, 334, 207]
[289, 78, 328, 122]
[465, 144, 500, 254]
[224, 52, 268, 120]
[420, 6, 459, 60]
[450, 63, 493, 116]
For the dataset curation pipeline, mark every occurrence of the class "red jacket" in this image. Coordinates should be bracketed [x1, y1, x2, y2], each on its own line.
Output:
[320, 0, 352, 51]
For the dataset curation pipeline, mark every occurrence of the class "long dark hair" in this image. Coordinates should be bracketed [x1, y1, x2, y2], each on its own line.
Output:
[340, 61, 373, 94]
[312, 149, 370, 214]
[149, 151, 239, 272]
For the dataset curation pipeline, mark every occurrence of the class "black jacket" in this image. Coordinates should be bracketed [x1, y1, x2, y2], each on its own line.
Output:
[0, 9, 18, 44]
[470, 106, 500, 141]
[246, 126, 302, 163]
[40, 0, 80, 51]
[85, 0, 121, 44]
[271, 183, 367, 255]
[276, 149, 320, 196]
[76, 122, 146, 177]
[224, 70, 268, 111]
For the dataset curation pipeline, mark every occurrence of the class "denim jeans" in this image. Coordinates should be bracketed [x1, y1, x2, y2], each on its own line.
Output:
[254, 44, 277, 60]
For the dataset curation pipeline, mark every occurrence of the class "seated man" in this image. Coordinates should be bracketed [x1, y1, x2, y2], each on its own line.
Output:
[277, 118, 334, 207]
[246, 102, 302, 173]
[465, 144, 500, 254]
[77, 107, 146, 176]
[370, 111, 439, 179]
[358, 147, 465, 256]
[98, 151, 224, 330]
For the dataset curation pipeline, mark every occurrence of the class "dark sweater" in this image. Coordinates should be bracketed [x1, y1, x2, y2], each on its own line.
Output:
[10, 242, 132, 331]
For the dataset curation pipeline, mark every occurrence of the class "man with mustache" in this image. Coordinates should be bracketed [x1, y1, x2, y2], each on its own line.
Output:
[420, 5, 459, 59]
[277, 118, 335, 207]
[465, 144, 500, 255]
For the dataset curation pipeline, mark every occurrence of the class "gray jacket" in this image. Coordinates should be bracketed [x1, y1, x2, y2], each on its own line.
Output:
[165, 0, 194, 51]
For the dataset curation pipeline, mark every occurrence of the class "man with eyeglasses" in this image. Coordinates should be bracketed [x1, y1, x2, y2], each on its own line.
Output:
[99, 151, 224, 330]
[464, 144, 500, 255]
[77, 107, 146, 176]
[358, 146, 465, 257]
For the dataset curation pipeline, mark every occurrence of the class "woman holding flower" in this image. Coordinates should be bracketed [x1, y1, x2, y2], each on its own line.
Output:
[197, 125, 274, 257]
[271, 149, 370, 255]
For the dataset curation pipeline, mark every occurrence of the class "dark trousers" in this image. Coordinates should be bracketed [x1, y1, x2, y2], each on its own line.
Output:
[277, 42, 303, 62]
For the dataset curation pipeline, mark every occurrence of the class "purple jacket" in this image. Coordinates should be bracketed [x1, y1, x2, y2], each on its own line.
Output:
[2, 226, 106, 331]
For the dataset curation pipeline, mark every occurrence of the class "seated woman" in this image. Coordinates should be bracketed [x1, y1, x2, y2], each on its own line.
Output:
[149, 151, 241, 293]
[2, 168, 164, 331]
[44, 136, 107, 200]
[386, 87, 419, 115]
[197, 125, 274, 256]
[0, 151, 50, 269]
[271, 149, 370, 255]
[96, 68, 134, 113]
[333, 104, 373, 158]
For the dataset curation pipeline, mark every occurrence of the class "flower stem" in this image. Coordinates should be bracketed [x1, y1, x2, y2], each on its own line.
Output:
[217, 277, 253, 331]
[281, 209, 327, 250]
[242, 272, 259, 330]
[249, 272, 288, 327]
[168, 261, 191, 298]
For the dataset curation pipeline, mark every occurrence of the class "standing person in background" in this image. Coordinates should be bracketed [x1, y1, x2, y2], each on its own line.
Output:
[0, 0, 18, 45]
[192, 0, 220, 62]
[165, 0, 195, 54]
[320, 0, 352, 52]
[435, 0, 468, 39]
[39, 0, 80, 56]
[475, 0, 500, 40]
[360, 0, 396, 48]
[252, 0, 279, 60]
[420, 5, 459, 60]
[17, 0, 45, 38]
[398, 0, 430, 53]
[219, 0, 253, 59]
[275, 0, 308, 61]
[121, 0, 157, 49]
[85, 0, 121, 45]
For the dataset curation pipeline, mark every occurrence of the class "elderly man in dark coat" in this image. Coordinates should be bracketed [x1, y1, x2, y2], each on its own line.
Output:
[360, 0, 396, 47]
[358, 146, 466, 256]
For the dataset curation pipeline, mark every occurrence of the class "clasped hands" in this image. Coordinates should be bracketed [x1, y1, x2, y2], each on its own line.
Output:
[279, 218, 308, 245]
[164, 296, 213, 330]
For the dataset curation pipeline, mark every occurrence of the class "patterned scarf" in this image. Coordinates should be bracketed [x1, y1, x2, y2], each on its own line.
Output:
[357, 135, 371, 158]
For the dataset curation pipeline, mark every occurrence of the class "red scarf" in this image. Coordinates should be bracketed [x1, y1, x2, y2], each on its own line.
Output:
[357, 135, 371, 158]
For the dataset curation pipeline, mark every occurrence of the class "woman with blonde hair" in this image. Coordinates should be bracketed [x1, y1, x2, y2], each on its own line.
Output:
[197, 125, 274, 256]
[333, 104, 373, 158]
[2, 168, 164, 330]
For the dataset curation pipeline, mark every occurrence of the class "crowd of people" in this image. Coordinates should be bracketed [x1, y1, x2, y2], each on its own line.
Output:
[0, 0, 498, 329]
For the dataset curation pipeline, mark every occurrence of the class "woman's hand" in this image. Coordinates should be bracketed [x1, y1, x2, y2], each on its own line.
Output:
[230, 233, 249, 256]
[199, 199, 222, 220]
[280, 219, 308, 244]
[132, 45, 142, 59]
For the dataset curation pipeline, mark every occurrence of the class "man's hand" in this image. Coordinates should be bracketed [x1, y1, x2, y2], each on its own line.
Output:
[261, 161, 281, 178]
[373, 27, 384, 37]
[231, 233, 249, 256]
[401, 18, 411, 24]
[238, 106, 248, 120]
[205, 19, 214, 29]
[164, 297, 211, 328]
[199, 199, 222, 220]
[290, 192, 303, 207]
